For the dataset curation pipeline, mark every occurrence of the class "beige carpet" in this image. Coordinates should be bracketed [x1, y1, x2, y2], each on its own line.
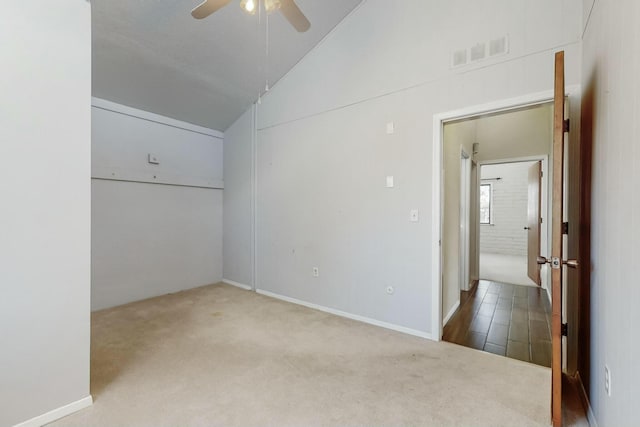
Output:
[49, 283, 552, 427]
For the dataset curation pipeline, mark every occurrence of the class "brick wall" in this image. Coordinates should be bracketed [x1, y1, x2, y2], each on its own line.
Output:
[480, 162, 535, 256]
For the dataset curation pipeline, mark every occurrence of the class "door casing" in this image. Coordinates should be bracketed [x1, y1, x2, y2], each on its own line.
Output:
[459, 149, 471, 292]
[478, 156, 550, 291]
[431, 86, 581, 341]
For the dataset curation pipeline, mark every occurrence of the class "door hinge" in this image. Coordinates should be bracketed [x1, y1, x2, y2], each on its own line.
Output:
[561, 323, 568, 337]
[563, 119, 570, 133]
[562, 222, 569, 235]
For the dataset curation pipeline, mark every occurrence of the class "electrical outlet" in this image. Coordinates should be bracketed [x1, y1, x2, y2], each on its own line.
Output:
[312, 267, 319, 278]
[410, 209, 419, 222]
[604, 365, 611, 396]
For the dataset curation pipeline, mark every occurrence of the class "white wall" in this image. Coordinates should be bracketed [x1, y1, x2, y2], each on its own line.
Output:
[223, 108, 254, 287]
[442, 121, 476, 321]
[91, 101, 224, 310]
[474, 104, 554, 163]
[224, 0, 582, 336]
[480, 162, 535, 256]
[582, 0, 640, 425]
[0, 2, 91, 426]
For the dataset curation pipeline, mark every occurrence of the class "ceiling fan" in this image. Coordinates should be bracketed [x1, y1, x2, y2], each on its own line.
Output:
[191, 0, 311, 32]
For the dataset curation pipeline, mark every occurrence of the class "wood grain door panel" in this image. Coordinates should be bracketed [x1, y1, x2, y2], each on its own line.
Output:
[527, 161, 542, 285]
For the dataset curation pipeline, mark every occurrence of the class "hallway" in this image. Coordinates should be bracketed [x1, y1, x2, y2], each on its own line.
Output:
[443, 280, 552, 367]
[480, 253, 538, 287]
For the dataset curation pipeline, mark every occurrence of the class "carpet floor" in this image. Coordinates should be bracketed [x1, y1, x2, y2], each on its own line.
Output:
[480, 253, 538, 287]
[49, 283, 552, 427]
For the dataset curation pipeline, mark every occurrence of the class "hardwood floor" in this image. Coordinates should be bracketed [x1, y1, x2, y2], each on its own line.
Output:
[443, 280, 552, 367]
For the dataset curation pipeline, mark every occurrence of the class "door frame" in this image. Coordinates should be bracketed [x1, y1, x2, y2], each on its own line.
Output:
[431, 86, 580, 341]
[477, 155, 550, 292]
[459, 148, 471, 292]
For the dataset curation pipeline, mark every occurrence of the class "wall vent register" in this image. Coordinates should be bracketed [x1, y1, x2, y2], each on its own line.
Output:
[451, 35, 509, 69]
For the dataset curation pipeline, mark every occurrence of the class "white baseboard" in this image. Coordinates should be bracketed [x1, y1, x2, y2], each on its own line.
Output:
[443, 300, 460, 326]
[13, 395, 92, 427]
[575, 372, 598, 427]
[256, 289, 432, 340]
[222, 279, 252, 291]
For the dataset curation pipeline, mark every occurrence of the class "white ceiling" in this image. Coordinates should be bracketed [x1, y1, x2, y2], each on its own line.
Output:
[445, 103, 553, 162]
[92, 0, 363, 131]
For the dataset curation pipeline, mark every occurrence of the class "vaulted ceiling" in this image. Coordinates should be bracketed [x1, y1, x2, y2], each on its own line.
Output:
[92, 0, 363, 130]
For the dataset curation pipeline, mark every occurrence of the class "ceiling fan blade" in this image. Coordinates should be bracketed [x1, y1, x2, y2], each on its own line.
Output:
[279, 0, 311, 32]
[191, 0, 234, 19]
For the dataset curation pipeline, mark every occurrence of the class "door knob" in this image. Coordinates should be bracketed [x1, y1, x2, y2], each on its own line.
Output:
[524, 227, 531, 230]
[563, 260, 579, 269]
[539, 256, 561, 269]
[537, 256, 579, 269]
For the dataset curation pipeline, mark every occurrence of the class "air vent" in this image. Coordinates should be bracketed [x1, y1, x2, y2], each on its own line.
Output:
[470, 42, 486, 62]
[489, 36, 509, 57]
[452, 48, 468, 68]
[451, 35, 509, 69]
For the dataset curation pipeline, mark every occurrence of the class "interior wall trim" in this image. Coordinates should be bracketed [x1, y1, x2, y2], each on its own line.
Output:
[256, 289, 433, 340]
[12, 396, 93, 427]
[251, 104, 258, 292]
[90, 176, 224, 190]
[222, 279, 253, 291]
[576, 372, 599, 427]
[443, 300, 460, 327]
[92, 97, 224, 139]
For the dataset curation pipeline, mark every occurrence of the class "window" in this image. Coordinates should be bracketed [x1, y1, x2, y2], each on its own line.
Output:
[479, 183, 492, 224]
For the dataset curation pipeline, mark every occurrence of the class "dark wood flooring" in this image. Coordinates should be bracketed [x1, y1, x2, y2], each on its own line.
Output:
[443, 280, 552, 367]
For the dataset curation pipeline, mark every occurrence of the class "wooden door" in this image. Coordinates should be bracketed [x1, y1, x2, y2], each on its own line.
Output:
[550, 50, 568, 427]
[526, 161, 542, 285]
[547, 49, 590, 427]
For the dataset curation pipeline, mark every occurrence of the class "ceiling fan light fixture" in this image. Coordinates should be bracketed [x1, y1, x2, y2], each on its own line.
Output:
[264, 0, 282, 13]
[192, 0, 310, 32]
[240, 0, 257, 15]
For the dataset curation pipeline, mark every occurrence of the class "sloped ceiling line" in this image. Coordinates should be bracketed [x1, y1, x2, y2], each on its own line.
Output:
[92, 0, 364, 130]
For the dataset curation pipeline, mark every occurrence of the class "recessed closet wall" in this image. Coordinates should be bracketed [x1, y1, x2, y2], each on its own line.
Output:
[91, 99, 224, 310]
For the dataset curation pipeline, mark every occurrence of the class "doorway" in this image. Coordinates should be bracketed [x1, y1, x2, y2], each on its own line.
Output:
[434, 98, 558, 367]
[432, 56, 588, 425]
[478, 159, 548, 289]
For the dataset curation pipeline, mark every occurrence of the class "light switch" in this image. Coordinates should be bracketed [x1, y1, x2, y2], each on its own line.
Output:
[410, 209, 419, 222]
[148, 153, 159, 165]
[386, 122, 395, 134]
[386, 176, 394, 188]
